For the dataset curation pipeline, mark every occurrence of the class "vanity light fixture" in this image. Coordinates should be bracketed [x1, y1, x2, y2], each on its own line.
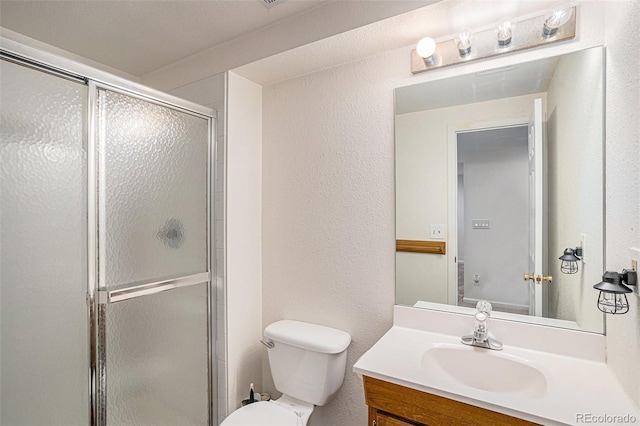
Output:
[543, 5, 573, 38]
[416, 37, 438, 66]
[559, 246, 583, 274]
[411, 7, 576, 75]
[593, 270, 638, 315]
[496, 18, 513, 47]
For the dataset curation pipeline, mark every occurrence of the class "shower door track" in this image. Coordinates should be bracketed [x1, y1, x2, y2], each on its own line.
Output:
[0, 37, 212, 117]
[1, 40, 216, 426]
[0, 50, 87, 83]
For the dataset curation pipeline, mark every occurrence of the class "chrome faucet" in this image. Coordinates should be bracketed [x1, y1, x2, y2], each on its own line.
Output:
[461, 301, 503, 351]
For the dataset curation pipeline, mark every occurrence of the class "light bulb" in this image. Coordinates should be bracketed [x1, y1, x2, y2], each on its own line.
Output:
[455, 28, 472, 57]
[543, 6, 572, 37]
[496, 18, 513, 47]
[416, 37, 437, 65]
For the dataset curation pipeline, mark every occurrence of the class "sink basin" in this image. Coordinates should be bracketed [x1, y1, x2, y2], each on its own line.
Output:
[421, 344, 547, 398]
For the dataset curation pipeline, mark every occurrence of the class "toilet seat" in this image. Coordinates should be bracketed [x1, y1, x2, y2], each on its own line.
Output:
[220, 401, 300, 426]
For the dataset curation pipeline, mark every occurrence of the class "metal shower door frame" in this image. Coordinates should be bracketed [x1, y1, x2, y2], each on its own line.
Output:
[88, 81, 215, 426]
[1, 37, 216, 426]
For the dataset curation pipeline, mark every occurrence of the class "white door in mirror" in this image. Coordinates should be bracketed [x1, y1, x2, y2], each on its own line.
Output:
[528, 98, 545, 317]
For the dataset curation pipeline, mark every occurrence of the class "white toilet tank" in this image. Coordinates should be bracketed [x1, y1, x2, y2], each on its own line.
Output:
[263, 320, 351, 406]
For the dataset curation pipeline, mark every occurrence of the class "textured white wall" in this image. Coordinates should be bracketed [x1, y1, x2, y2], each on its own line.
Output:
[261, 51, 401, 426]
[395, 108, 448, 305]
[546, 48, 604, 333]
[226, 72, 263, 413]
[604, 0, 640, 409]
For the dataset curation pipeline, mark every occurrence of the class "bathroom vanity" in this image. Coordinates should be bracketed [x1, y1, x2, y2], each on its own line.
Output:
[354, 306, 640, 426]
[364, 375, 535, 426]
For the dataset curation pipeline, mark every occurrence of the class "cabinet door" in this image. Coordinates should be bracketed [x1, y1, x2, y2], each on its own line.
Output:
[372, 409, 419, 426]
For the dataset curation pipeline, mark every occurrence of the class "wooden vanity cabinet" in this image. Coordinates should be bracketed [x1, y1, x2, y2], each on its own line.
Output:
[363, 376, 539, 426]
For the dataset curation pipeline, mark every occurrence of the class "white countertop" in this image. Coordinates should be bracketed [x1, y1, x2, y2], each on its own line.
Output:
[353, 306, 640, 426]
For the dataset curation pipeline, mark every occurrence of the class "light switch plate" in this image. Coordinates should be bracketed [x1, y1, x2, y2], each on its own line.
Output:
[472, 219, 490, 229]
[430, 224, 446, 240]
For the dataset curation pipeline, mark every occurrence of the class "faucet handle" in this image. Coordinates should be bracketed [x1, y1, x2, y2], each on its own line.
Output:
[473, 311, 489, 341]
[476, 300, 492, 316]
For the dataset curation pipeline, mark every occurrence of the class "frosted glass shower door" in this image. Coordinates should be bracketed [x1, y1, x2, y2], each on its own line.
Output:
[95, 86, 211, 425]
[0, 59, 89, 425]
[97, 89, 209, 288]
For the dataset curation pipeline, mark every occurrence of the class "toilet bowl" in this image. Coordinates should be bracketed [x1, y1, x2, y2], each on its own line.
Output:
[220, 320, 351, 426]
[221, 396, 313, 426]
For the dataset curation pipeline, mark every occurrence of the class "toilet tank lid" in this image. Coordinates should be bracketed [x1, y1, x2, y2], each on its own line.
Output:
[264, 320, 351, 354]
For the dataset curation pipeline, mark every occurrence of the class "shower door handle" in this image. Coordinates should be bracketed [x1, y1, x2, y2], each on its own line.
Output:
[96, 271, 210, 304]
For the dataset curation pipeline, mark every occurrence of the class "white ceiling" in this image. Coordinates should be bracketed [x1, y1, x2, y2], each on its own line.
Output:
[0, 0, 435, 81]
[458, 126, 528, 153]
[394, 56, 560, 115]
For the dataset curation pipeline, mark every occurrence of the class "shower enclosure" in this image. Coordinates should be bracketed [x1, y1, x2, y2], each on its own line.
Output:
[0, 46, 216, 425]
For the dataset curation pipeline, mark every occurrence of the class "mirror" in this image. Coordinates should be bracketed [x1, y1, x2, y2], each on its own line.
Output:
[395, 46, 604, 333]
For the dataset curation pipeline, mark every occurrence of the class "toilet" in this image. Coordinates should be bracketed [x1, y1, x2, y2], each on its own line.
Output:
[221, 320, 351, 426]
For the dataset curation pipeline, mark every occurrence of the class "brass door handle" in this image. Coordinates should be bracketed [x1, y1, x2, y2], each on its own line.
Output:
[524, 274, 553, 284]
[537, 275, 553, 284]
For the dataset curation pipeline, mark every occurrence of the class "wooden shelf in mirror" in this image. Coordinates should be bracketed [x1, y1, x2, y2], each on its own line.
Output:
[396, 240, 446, 255]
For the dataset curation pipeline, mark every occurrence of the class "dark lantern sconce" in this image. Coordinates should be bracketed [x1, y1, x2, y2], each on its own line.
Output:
[559, 247, 583, 274]
[593, 270, 638, 314]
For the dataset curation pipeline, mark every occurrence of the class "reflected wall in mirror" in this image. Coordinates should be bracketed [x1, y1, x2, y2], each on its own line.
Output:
[395, 46, 604, 333]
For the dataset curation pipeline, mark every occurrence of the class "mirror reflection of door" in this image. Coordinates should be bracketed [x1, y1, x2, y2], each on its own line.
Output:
[527, 98, 548, 317]
[455, 121, 538, 316]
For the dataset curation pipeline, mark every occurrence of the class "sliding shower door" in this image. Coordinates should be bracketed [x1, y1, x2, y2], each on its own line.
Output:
[0, 59, 89, 425]
[94, 86, 211, 425]
[1, 51, 214, 426]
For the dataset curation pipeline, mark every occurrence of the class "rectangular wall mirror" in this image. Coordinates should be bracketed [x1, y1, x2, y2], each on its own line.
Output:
[395, 46, 605, 334]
